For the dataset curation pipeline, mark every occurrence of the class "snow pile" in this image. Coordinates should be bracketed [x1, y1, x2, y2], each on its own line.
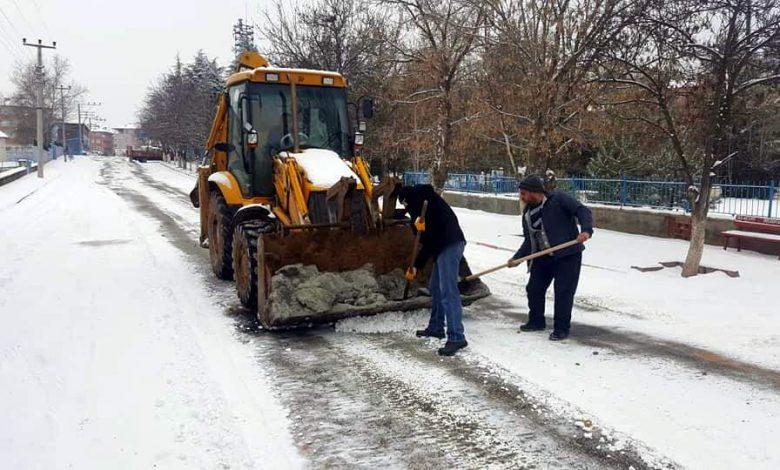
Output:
[284, 148, 359, 188]
[269, 263, 407, 320]
[336, 310, 429, 334]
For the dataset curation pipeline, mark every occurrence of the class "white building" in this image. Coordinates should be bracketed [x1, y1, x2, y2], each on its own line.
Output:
[112, 127, 144, 156]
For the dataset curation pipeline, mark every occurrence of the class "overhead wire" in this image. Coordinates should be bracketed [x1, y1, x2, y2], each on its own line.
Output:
[0, 7, 26, 61]
[27, 0, 53, 37]
[8, 0, 35, 34]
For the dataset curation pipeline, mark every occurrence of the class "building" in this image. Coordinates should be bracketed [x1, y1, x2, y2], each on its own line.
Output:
[51, 122, 91, 155]
[89, 130, 115, 156]
[113, 127, 146, 156]
[0, 104, 36, 145]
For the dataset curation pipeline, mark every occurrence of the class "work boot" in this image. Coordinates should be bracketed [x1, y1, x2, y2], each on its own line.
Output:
[438, 340, 468, 356]
[416, 329, 445, 339]
[549, 330, 569, 341]
[519, 322, 546, 332]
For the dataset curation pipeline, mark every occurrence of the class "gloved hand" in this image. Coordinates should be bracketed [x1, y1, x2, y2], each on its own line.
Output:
[414, 217, 426, 232]
[405, 267, 417, 282]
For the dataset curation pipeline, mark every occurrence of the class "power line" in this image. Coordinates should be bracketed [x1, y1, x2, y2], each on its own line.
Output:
[9, 0, 35, 33]
[28, 0, 53, 37]
[0, 6, 22, 38]
[0, 6, 26, 58]
[0, 34, 24, 62]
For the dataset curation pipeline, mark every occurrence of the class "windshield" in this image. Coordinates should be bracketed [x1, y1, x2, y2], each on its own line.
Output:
[245, 82, 351, 158]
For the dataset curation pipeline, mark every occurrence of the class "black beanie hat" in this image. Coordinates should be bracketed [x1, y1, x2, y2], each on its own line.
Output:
[518, 175, 546, 193]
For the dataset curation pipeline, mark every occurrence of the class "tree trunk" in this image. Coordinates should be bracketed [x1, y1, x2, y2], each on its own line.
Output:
[498, 113, 517, 175]
[681, 180, 712, 277]
[431, 85, 453, 191]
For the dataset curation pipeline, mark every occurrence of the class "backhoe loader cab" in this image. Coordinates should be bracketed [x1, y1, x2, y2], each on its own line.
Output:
[221, 81, 353, 198]
[195, 51, 488, 328]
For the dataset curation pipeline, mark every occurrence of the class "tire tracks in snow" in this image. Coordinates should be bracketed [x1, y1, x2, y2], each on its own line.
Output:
[106, 158, 672, 468]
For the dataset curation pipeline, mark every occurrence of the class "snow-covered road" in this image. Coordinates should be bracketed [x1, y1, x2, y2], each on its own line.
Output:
[1, 157, 778, 469]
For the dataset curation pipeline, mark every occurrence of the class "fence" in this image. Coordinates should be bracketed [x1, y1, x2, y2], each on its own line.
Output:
[402, 172, 779, 218]
[6, 146, 38, 162]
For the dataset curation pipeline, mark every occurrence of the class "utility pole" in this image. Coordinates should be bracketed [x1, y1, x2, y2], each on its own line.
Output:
[23, 38, 57, 178]
[55, 85, 70, 161]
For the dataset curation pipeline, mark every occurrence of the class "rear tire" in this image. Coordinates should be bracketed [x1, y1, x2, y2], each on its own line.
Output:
[233, 220, 276, 309]
[208, 190, 234, 280]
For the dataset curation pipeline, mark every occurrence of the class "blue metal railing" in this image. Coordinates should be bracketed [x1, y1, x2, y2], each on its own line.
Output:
[402, 172, 780, 218]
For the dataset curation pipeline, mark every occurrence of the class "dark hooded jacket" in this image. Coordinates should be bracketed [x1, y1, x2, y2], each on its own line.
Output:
[398, 184, 466, 269]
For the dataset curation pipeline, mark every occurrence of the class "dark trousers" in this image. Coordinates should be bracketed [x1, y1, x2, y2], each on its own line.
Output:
[428, 241, 466, 342]
[526, 252, 582, 333]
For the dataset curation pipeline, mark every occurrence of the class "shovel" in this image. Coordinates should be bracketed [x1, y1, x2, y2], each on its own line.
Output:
[403, 200, 428, 299]
[462, 239, 581, 282]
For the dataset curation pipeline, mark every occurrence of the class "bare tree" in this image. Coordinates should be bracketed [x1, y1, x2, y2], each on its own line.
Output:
[260, 0, 402, 174]
[604, 0, 780, 276]
[9, 55, 86, 146]
[481, 0, 645, 178]
[383, 0, 485, 189]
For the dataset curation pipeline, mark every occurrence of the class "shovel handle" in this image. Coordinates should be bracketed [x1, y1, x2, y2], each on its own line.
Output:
[463, 239, 581, 282]
[403, 200, 429, 299]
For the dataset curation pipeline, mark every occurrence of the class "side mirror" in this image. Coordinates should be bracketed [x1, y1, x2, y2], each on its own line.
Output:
[361, 98, 374, 119]
[214, 142, 235, 153]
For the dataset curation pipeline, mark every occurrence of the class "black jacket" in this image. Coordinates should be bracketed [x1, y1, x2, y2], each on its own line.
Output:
[513, 189, 594, 260]
[399, 185, 466, 269]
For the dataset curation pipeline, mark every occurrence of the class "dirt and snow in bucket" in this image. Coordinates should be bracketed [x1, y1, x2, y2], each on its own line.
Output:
[269, 264, 408, 319]
[4, 158, 779, 470]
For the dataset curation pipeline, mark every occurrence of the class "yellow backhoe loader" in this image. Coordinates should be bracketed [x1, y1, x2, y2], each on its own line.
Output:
[191, 51, 488, 328]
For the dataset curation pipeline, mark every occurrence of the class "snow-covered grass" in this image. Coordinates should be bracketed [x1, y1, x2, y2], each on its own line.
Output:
[0, 157, 302, 469]
[456, 206, 779, 370]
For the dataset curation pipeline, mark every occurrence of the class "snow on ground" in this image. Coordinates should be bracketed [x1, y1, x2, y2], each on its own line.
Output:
[13, 159, 777, 469]
[0, 160, 63, 211]
[455, 207, 779, 371]
[0, 157, 301, 469]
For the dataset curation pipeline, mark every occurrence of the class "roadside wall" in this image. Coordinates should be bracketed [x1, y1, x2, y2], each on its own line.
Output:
[0, 164, 37, 187]
[442, 191, 779, 257]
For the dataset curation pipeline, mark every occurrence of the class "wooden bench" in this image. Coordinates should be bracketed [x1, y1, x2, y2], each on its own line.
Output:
[722, 216, 780, 259]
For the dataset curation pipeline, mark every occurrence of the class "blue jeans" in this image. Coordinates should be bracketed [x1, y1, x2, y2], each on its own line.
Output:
[427, 241, 466, 342]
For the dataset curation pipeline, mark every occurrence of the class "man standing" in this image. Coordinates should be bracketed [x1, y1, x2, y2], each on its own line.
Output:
[509, 175, 593, 341]
[399, 184, 468, 356]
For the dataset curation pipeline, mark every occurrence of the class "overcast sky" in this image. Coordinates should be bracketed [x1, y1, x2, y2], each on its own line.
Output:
[0, 0, 269, 129]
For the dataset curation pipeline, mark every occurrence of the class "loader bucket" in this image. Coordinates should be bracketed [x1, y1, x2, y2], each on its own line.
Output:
[255, 223, 490, 328]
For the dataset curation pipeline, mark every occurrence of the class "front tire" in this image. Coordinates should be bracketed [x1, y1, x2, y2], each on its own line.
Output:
[233, 220, 276, 309]
[208, 190, 234, 280]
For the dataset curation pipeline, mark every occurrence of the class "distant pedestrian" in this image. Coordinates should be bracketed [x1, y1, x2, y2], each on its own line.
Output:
[509, 175, 593, 341]
[399, 184, 468, 356]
